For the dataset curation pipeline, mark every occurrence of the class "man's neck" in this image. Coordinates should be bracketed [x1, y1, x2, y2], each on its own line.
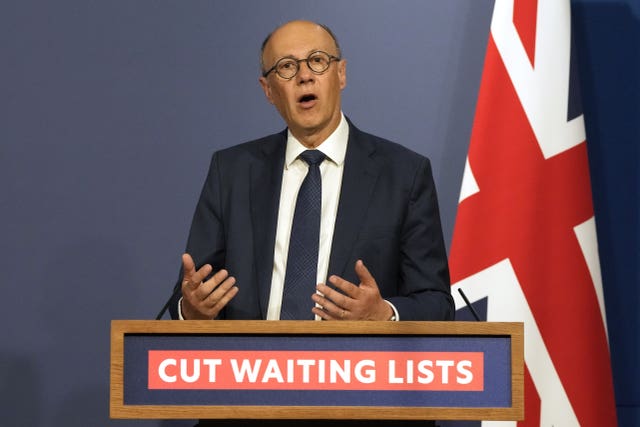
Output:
[290, 114, 343, 148]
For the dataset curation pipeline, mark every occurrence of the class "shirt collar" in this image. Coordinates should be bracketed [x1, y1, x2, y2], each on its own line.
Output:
[285, 113, 349, 168]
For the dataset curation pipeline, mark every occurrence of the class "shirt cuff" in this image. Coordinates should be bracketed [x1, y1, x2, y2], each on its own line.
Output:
[178, 297, 185, 320]
[384, 300, 399, 321]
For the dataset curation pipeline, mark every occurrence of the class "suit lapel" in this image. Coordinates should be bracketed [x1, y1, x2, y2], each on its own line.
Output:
[250, 132, 286, 318]
[328, 124, 381, 278]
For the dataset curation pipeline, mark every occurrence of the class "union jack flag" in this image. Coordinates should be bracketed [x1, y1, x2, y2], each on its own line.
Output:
[448, 0, 617, 425]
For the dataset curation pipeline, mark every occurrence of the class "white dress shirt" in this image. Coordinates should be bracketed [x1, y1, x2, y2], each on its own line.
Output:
[266, 114, 349, 320]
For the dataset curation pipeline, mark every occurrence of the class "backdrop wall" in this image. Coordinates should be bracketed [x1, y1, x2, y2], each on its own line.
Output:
[0, 1, 637, 426]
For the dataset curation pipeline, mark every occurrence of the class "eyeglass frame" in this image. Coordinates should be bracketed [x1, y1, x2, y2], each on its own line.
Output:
[261, 50, 342, 80]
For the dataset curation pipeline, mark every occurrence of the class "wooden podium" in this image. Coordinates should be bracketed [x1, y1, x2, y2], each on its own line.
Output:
[111, 320, 523, 421]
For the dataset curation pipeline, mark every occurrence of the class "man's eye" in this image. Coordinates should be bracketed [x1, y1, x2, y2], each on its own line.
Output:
[279, 61, 296, 70]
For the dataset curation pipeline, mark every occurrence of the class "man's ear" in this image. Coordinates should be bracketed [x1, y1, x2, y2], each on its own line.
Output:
[259, 77, 274, 104]
[338, 59, 347, 90]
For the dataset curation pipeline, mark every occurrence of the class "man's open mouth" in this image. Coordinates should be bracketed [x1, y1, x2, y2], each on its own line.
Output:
[299, 94, 317, 103]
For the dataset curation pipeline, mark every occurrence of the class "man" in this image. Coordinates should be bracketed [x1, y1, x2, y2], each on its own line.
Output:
[169, 20, 453, 325]
[169, 18, 451, 427]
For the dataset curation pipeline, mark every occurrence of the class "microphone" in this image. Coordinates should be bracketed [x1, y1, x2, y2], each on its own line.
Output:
[155, 281, 181, 320]
[457, 288, 481, 321]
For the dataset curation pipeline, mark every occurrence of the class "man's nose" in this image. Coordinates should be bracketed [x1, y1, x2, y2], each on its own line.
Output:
[297, 60, 315, 82]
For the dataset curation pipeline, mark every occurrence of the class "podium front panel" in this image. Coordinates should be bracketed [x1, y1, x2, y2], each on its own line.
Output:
[111, 320, 523, 420]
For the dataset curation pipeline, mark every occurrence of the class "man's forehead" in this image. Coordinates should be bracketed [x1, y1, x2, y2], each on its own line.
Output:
[265, 21, 335, 58]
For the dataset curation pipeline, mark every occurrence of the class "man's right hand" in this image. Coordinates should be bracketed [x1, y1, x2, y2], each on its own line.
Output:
[180, 253, 239, 319]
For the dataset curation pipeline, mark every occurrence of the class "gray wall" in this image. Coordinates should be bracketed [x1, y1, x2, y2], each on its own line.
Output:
[1, 1, 637, 426]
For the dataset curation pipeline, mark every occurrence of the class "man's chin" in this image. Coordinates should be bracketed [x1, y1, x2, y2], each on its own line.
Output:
[290, 117, 323, 135]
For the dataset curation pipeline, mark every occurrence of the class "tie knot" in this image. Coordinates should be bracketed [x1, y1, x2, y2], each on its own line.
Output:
[299, 150, 326, 166]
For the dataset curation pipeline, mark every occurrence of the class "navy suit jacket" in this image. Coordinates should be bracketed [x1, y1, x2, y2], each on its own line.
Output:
[169, 120, 453, 320]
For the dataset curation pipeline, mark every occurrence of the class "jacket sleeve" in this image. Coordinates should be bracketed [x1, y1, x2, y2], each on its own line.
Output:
[386, 157, 454, 321]
[169, 153, 227, 319]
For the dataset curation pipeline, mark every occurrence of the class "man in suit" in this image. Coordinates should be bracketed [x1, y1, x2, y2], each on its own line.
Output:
[169, 20, 453, 324]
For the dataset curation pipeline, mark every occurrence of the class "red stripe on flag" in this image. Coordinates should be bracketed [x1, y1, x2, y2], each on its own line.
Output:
[522, 366, 541, 427]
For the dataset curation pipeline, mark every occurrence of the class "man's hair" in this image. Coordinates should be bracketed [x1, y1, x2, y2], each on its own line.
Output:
[260, 21, 342, 71]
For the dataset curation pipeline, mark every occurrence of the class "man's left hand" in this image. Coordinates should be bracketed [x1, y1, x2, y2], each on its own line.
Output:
[312, 260, 394, 321]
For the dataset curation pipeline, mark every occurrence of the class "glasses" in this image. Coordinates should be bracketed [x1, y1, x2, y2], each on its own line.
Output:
[262, 50, 341, 80]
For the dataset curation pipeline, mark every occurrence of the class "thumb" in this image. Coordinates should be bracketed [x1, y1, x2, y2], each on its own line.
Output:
[355, 260, 376, 288]
[181, 253, 196, 281]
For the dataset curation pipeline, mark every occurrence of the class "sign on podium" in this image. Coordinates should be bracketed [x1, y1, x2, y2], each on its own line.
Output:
[110, 320, 523, 421]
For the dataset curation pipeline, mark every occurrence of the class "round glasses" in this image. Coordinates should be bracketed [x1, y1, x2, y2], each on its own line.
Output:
[262, 50, 341, 80]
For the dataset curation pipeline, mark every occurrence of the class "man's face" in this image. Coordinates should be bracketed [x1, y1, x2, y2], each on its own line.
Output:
[259, 21, 347, 147]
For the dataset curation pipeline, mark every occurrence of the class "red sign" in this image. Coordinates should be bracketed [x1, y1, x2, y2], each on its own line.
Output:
[148, 350, 483, 391]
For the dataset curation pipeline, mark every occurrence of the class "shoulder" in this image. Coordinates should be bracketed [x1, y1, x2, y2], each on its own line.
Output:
[347, 120, 431, 170]
[198, 131, 286, 185]
[213, 130, 286, 163]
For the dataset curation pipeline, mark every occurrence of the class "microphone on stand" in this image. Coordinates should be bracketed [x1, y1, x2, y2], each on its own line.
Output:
[155, 281, 181, 320]
[457, 288, 481, 321]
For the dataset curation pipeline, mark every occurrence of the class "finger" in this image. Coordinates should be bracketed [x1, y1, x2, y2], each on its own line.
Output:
[202, 274, 236, 307]
[204, 278, 239, 310]
[211, 286, 239, 314]
[193, 269, 230, 300]
[210, 268, 231, 288]
[312, 291, 348, 318]
[183, 269, 212, 296]
[181, 254, 213, 288]
[312, 306, 341, 321]
[311, 306, 332, 320]
[316, 282, 354, 310]
[181, 253, 196, 279]
[192, 280, 239, 319]
[326, 275, 360, 299]
[194, 264, 215, 286]
[354, 260, 376, 288]
[181, 254, 200, 294]
[311, 304, 344, 321]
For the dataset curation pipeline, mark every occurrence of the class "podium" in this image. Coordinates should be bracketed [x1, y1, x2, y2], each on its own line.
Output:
[110, 320, 523, 421]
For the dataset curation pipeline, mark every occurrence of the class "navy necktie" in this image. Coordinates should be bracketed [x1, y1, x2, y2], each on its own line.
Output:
[280, 150, 326, 320]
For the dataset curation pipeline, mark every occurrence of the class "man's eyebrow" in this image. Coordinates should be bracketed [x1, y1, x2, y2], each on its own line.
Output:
[275, 54, 298, 60]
